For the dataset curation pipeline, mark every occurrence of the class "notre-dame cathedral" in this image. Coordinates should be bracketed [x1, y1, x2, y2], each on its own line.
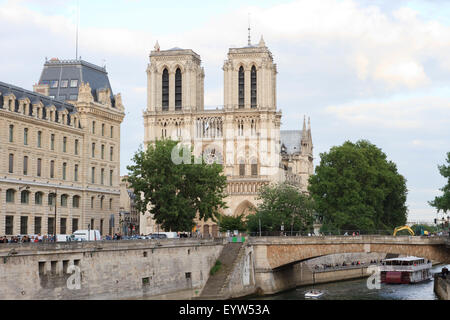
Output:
[142, 36, 313, 236]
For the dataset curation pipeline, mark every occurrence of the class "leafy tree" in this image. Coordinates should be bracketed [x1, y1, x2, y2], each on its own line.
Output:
[429, 152, 450, 213]
[410, 224, 437, 236]
[308, 140, 408, 233]
[218, 214, 247, 232]
[247, 183, 315, 233]
[125, 139, 227, 232]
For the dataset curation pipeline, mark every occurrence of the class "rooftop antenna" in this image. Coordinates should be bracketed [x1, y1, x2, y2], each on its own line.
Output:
[75, 0, 80, 60]
[248, 13, 251, 46]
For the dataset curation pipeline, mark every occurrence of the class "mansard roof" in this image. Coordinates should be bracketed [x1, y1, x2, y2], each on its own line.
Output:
[0, 80, 76, 113]
[280, 130, 303, 155]
[37, 58, 116, 107]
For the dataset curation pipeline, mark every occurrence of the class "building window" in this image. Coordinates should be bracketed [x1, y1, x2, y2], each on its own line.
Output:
[61, 194, 68, 207]
[102, 123, 105, 136]
[50, 80, 58, 88]
[110, 146, 114, 161]
[63, 137, 67, 152]
[73, 196, 80, 208]
[109, 198, 113, 210]
[8, 154, 14, 173]
[101, 144, 105, 159]
[91, 167, 95, 183]
[75, 139, 79, 155]
[60, 218, 67, 234]
[72, 219, 79, 233]
[48, 217, 55, 235]
[35, 192, 43, 205]
[50, 160, 55, 178]
[6, 189, 15, 203]
[92, 121, 96, 134]
[60, 80, 69, 88]
[110, 126, 114, 138]
[48, 193, 56, 206]
[90, 218, 94, 230]
[239, 66, 245, 108]
[9, 125, 14, 142]
[37, 131, 42, 148]
[251, 162, 258, 176]
[100, 197, 104, 209]
[34, 217, 42, 234]
[239, 163, 245, 176]
[37, 158, 42, 177]
[50, 134, 55, 150]
[20, 216, 28, 235]
[91, 197, 94, 209]
[251, 66, 257, 108]
[24, 128, 28, 145]
[175, 68, 182, 110]
[74, 164, 79, 182]
[62, 162, 67, 180]
[110, 170, 113, 186]
[162, 68, 169, 110]
[5, 216, 14, 235]
[23, 156, 28, 175]
[21, 190, 29, 204]
[101, 168, 104, 185]
[70, 79, 78, 88]
[92, 143, 95, 158]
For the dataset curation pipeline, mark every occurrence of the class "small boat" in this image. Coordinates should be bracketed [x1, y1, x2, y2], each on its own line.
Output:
[379, 256, 432, 284]
[305, 290, 324, 298]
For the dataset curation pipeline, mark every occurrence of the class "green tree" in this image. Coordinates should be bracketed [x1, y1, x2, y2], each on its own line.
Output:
[247, 183, 315, 233]
[429, 152, 450, 213]
[218, 214, 247, 232]
[308, 140, 408, 233]
[125, 139, 228, 232]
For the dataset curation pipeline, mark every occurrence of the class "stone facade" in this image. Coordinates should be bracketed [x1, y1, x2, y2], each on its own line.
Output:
[143, 38, 314, 234]
[0, 59, 125, 236]
[119, 176, 140, 235]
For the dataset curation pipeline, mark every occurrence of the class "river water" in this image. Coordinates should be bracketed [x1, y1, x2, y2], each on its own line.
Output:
[251, 264, 449, 300]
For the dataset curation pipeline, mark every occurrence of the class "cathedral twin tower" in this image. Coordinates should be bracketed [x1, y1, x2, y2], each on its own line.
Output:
[143, 37, 313, 223]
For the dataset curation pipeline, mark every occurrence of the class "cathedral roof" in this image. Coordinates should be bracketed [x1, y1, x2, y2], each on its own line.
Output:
[280, 130, 303, 154]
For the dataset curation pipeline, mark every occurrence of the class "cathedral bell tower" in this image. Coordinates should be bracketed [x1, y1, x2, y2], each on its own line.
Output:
[223, 36, 277, 111]
[146, 43, 204, 113]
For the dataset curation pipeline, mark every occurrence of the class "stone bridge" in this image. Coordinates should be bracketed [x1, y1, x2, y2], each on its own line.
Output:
[248, 236, 450, 294]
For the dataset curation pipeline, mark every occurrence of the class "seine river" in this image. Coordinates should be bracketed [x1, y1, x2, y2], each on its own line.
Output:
[251, 264, 449, 300]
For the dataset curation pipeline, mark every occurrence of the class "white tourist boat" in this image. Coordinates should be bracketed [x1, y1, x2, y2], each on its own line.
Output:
[379, 256, 432, 284]
[304, 290, 324, 298]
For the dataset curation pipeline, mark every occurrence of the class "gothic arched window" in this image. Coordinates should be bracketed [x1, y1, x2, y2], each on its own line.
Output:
[162, 68, 169, 110]
[238, 66, 245, 108]
[251, 66, 257, 108]
[175, 68, 182, 110]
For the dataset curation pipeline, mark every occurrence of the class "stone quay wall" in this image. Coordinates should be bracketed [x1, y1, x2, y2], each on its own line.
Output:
[0, 238, 224, 300]
[434, 274, 449, 300]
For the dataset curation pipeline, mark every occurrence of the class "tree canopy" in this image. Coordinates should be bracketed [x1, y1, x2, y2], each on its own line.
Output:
[429, 152, 450, 213]
[125, 139, 228, 232]
[218, 213, 247, 232]
[308, 140, 408, 233]
[247, 183, 315, 233]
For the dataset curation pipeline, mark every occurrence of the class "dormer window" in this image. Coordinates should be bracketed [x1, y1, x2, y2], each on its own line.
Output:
[60, 80, 69, 88]
[50, 81, 58, 88]
[70, 79, 78, 88]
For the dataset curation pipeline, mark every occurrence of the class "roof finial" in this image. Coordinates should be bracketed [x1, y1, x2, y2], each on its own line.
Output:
[259, 35, 266, 47]
[248, 13, 251, 46]
[154, 40, 160, 52]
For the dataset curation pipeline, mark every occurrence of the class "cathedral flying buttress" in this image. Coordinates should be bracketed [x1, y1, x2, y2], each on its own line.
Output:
[143, 37, 313, 234]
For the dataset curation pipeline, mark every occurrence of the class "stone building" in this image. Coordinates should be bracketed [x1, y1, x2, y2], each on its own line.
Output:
[0, 58, 125, 236]
[119, 176, 140, 235]
[143, 37, 313, 236]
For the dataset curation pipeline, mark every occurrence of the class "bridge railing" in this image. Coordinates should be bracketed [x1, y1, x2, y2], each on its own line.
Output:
[248, 230, 396, 237]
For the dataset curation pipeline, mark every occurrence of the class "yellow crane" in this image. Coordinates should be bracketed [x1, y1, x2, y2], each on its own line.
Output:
[393, 225, 415, 236]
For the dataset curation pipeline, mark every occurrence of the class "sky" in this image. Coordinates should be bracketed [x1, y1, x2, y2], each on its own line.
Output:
[0, 0, 449, 223]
